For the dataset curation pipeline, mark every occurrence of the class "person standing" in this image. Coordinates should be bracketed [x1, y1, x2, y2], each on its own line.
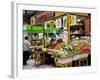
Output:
[23, 36, 31, 65]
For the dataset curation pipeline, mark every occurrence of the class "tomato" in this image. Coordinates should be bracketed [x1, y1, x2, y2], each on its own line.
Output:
[80, 45, 90, 52]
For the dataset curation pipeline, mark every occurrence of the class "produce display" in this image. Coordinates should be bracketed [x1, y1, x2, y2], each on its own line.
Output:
[71, 37, 91, 54]
[49, 36, 90, 59]
[51, 43, 74, 58]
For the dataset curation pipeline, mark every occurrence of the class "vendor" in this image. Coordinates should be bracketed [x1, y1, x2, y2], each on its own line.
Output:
[45, 38, 63, 64]
[49, 38, 57, 48]
[44, 38, 57, 65]
[23, 36, 31, 65]
[48, 38, 63, 49]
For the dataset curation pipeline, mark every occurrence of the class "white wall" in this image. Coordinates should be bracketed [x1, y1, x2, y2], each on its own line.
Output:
[0, 0, 100, 80]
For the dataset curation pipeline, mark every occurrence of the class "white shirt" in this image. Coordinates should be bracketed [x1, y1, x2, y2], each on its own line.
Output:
[23, 40, 31, 51]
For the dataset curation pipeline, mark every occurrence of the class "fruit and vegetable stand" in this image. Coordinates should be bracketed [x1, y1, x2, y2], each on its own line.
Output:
[30, 36, 90, 67]
[44, 37, 91, 67]
[47, 49, 90, 67]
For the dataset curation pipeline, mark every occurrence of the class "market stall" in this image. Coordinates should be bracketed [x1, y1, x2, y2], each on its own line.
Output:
[23, 10, 91, 68]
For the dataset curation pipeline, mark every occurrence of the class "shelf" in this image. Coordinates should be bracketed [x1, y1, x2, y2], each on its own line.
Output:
[70, 23, 84, 27]
[33, 39, 41, 41]
[70, 33, 84, 36]
[41, 12, 90, 23]
[41, 13, 67, 22]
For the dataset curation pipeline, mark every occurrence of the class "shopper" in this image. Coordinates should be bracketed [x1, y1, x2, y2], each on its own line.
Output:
[23, 36, 31, 65]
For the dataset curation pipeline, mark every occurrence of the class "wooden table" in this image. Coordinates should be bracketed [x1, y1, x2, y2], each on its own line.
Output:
[47, 49, 90, 67]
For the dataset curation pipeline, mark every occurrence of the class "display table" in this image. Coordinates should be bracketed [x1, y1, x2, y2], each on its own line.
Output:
[47, 49, 90, 67]
[55, 53, 90, 67]
[73, 53, 89, 60]
[72, 53, 90, 66]
[31, 46, 90, 67]
[55, 57, 73, 67]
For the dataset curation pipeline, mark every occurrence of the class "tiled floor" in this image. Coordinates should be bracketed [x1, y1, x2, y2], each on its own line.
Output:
[23, 59, 54, 69]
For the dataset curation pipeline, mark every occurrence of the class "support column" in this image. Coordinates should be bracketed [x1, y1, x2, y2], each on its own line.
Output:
[67, 14, 71, 44]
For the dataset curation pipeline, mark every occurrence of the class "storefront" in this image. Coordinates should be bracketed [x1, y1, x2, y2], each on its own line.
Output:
[23, 10, 91, 69]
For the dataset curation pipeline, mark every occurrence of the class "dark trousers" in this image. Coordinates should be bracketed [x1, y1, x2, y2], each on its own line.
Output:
[23, 51, 30, 65]
[45, 54, 54, 65]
